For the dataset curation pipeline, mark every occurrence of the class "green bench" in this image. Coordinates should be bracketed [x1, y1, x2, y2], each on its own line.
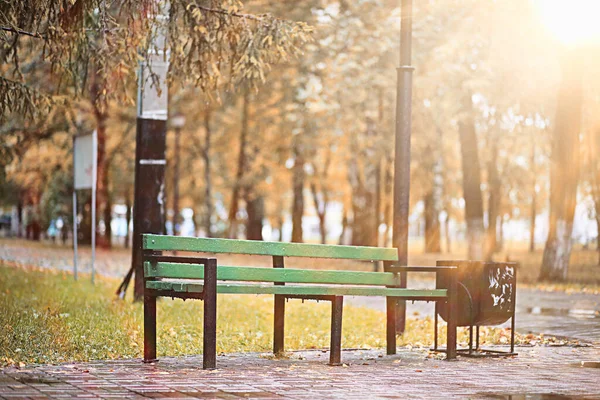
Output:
[142, 234, 458, 369]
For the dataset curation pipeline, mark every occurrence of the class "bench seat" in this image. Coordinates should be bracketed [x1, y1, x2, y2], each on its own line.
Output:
[146, 280, 447, 298]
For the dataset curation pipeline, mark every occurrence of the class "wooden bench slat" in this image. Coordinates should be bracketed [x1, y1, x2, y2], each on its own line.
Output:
[146, 280, 447, 298]
[144, 263, 399, 286]
[143, 234, 398, 261]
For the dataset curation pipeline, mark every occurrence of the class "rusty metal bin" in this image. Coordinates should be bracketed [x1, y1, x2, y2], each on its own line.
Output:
[433, 260, 518, 357]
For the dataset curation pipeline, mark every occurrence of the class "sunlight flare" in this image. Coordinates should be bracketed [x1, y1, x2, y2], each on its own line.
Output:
[535, 0, 600, 46]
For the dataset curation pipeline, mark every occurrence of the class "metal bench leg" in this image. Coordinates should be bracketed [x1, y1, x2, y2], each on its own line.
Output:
[386, 297, 397, 355]
[273, 295, 285, 355]
[203, 259, 217, 370]
[329, 296, 343, 366]
[143, 293, 157, 363]
[433, 302, 439, 351]
[510, 266, 517, 354]
[446, 269, 458, 360]
[273, 256, 285, 355]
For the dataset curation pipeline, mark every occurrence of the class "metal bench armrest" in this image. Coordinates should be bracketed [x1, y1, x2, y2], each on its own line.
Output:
[385, 265, 457, 273]
[144, 254, 214, 265]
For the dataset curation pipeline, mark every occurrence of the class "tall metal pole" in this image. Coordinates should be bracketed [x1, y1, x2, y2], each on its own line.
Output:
[392, 0, 414, 334]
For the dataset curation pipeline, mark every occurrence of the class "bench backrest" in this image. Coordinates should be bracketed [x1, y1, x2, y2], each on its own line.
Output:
[144, 262, 400, 286]
[143, 234, 398, 261]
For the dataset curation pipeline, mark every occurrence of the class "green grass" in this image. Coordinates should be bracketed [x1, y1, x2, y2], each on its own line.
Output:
[0, 264, 541, 367]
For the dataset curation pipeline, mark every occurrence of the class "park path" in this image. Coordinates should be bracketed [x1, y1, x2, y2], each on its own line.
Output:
[2, 347, 600, 399]
[1, 238, 599, 343]
[2, 238, 600, 398]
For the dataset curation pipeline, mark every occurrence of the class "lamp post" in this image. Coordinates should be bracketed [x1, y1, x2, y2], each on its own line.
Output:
[390, 0, 413, 341]
[171, 114, 186, 236]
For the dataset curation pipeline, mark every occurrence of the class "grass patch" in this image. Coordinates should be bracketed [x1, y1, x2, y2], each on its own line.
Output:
[1, 264, 539, 367]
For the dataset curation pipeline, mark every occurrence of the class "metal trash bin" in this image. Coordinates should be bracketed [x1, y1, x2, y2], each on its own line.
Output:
[433, 260, 517, 357]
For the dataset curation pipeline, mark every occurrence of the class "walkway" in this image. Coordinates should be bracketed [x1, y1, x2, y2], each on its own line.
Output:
[2, 239, 600, 398]
[2, 347, 599, 399]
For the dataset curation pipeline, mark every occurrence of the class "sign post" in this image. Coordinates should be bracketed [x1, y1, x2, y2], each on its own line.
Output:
[73, 131, 98, 283]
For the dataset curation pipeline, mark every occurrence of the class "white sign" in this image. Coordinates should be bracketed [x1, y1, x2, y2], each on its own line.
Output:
[138, 57, 168, 120]
[74, 132, 97, 190]
[72, 130, 98, 283]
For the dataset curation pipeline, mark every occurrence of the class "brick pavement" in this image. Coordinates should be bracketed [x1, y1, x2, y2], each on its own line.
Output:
[2, 346, 600, 399]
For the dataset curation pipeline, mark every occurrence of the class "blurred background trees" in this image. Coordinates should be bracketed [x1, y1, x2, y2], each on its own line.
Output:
[2, 0, 600, 283]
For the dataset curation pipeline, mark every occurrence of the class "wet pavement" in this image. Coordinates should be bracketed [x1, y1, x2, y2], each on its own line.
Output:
[2, 239, 600, 398]
[347, 283, 600, 345]
[2, 347, 600, 399]
[516, 289, 600, 344]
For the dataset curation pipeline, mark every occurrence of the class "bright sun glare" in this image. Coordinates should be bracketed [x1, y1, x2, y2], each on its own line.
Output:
[535, 0, 600, 46]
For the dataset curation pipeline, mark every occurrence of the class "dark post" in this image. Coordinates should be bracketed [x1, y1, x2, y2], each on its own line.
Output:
[171, 114, 185, 236]
[329, 296, 343, 366]
[273, 256, 285, 354]
[132, 118, 167, 302]
[386, 296, 397, 354]
[143, 293, 157, 362]
[510, 265, 518, 354]
[385, 261, 399, 355]
[392, 0, 414, 333]
[203, 258, 218, 369]
[446, 267, 458, 360]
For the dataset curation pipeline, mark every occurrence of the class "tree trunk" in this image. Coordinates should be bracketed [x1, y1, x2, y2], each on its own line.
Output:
[350, 179, 378, 247]
[348, 119, 378, 247]
[95, 111, 111, 247]
[245, 192, 264, 240]
[458, 93, 485, 260]
[529, 140, 537, 253]
[173, 127, 181, 236]
[291, 140, 305, 243]
[498, 215, 505, 251]
[278, 212, 284, 242]
[91, 70, 111, 249]
[425, 130, 444, 254]
[383, 157, 393, 247]
[17, 197, 23, 237]
[444, 212, 451, 253]
[596, 214, 600, 266]
[339, 207, 348, 245]
[104, 187, 112, 246]
[375, 88, 384, 247]
[540, 51, 583, 282]
[375, 160, 382, 246]
[424, 191, 441, 252]
[79, 194, 92, 244]
[227, 89, 249, 239]
[125, 189, 131, 248]
[434, 123, 446, 254]
[485, 144, 500, 261]
[310, 182, 327, 244]
[204, 109, 213, 238]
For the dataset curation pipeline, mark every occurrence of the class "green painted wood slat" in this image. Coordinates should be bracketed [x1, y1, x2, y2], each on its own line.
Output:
[145, 280, 446, 297]
[143, 234, 398, 261]
[144, 262, 399, 286]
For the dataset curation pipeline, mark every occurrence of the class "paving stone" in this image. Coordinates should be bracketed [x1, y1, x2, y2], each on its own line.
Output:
[3, 346, 600, 399]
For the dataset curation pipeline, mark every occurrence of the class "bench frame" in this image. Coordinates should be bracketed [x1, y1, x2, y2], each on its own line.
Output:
[142, 236, 458, 369]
